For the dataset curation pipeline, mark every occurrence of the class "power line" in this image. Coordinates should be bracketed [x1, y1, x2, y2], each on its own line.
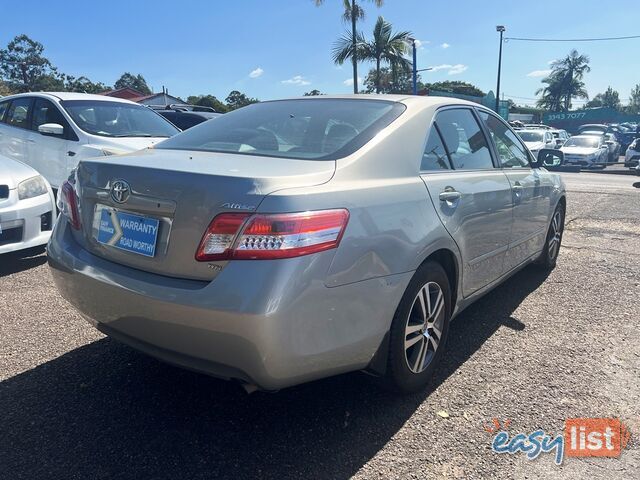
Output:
[504, 34, 640, 42]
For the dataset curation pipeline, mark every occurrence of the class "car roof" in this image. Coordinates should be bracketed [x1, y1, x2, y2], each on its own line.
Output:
[0, 91, 138, 104]
[267, 94, 483, 109]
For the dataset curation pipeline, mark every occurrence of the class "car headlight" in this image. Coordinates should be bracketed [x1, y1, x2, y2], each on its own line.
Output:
[18, 175, 48, 200]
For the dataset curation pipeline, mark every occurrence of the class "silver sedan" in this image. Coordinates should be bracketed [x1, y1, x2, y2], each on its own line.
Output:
[48, 95, 566, 393]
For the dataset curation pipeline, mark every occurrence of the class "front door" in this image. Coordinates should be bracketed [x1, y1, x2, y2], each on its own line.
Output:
[28, 98, 75, 189]
[419, 108, 513, 297]
[478, 110, 551, 270]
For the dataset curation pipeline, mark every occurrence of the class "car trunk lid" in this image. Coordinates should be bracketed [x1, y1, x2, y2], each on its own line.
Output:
[74, 148, 335, 281]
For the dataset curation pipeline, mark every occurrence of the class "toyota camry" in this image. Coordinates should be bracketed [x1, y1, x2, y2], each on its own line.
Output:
[48, 95, 566, 393]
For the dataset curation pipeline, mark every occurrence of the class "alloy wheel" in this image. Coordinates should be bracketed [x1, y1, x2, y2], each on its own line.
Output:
[548, 210, 563, 260]
[404, 282, 445, 374]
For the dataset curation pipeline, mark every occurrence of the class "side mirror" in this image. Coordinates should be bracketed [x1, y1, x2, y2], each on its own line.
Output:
[533, 148, 564, 168]
[38, 123, 64, 136]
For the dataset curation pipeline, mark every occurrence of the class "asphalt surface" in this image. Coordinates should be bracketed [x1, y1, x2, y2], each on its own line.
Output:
[1, 169, 638, 480]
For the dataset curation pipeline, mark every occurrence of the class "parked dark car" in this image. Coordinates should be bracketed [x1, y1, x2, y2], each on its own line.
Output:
[151, 104, 221, 130]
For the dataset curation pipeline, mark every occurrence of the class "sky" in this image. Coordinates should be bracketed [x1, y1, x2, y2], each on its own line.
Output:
[1, 0, 639, 106]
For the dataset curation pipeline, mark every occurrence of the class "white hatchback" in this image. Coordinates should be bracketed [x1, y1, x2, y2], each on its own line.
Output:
[0, 92, 179, 190]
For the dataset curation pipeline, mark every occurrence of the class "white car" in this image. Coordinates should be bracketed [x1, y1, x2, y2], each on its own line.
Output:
[518, 129, 556, 157]
[0, 153, 56, 254]
[0, 92, 179, 190]
[625, 138, 640, 173]
[560, 135, 609, 169]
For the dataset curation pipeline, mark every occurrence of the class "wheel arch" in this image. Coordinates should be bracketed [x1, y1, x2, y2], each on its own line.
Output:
[366, 246, 461, 376]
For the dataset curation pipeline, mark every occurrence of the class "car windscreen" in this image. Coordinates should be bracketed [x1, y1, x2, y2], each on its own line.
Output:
[156, 99, 406, 160]
[519, 131, 544, 142]
[564, 137, 599, 148]
[62, 100, 179, 138]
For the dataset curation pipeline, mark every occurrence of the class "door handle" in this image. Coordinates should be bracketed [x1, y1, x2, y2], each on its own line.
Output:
[439, 188, 461, 202]
[512, 182, 523, 192]
[67, 151, 76, 157]
[26, 139, 36, 144]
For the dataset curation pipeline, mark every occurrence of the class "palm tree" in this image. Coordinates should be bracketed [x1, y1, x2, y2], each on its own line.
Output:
[536, 50, 590, 111]
[316, 0, 383, 93]
[359, 16, 411, 93]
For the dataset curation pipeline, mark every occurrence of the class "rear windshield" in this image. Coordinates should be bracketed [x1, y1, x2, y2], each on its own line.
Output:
[62, 100, 179, 138]
[156, 99, 405, 160]
[564, 137, 599, 148]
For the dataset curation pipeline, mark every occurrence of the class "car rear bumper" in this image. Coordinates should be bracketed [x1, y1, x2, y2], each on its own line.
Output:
[0, 190, 55, 255]
[47, 218, 412, 390]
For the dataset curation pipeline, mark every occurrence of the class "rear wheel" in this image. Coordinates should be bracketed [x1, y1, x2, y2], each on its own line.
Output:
[535, 204, 565, 270]
[384, 261, 451, 393]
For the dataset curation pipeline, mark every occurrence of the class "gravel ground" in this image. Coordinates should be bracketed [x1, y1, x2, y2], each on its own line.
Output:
[0, 172, 638, 480]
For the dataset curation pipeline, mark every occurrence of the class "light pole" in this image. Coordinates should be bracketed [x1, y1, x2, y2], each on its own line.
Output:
[411, 38, 418, 95]
[495, 25, 506, 113]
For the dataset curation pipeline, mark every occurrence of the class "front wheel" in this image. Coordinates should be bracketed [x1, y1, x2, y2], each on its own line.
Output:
[383, 261, 451, 393]
[535, 204, 565, 270]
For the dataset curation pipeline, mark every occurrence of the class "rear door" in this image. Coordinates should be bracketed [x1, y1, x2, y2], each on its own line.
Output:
[477, 110, 551, 270]
[28, 98, 78, 189]
[420, 107, 513, 297]
[0, 97, 33, 164]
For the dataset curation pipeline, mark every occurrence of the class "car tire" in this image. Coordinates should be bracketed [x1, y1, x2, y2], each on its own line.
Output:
[534, 204, 565, 270]
[383, 261, 451, 393]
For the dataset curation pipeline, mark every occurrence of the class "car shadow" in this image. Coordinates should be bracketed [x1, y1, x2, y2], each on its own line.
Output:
[0, 266, 549, 480]
[0, 248, 47, 277]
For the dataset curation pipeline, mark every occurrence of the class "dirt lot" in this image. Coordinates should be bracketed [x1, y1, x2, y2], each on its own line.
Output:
[1, 171, 638, 480]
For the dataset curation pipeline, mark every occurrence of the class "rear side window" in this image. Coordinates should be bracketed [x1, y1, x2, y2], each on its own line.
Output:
[421, 125, 451, 171]
[156, 99, 406, 160]
[435, 109, 494, 170]
[6, 97, 32, 129]
[0, 100, 9, 122]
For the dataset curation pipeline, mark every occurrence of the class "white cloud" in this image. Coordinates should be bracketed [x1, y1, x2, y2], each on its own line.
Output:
[281, 75, 311, 86]
[448, 64, 467, 74]
[414, 39, 429, 49]
[249, 67, 264, 78]
[526, 69, 551, 78]
[441, 43, 450, 49]
[429, 64, 468, 75]
[343, 76, 362, 86]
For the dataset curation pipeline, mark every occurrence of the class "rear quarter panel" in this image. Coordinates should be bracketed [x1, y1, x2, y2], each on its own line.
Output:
[257, 99, 462, 288]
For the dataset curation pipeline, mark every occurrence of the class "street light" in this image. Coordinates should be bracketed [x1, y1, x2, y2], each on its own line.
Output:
[406, 37, 418, 95]
[495, 25, 506, 113]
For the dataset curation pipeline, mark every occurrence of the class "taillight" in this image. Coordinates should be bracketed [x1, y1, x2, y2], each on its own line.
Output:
[59, 181, 81, 230]
[195, 213, 250, 261]
[195, 209, 349, 261]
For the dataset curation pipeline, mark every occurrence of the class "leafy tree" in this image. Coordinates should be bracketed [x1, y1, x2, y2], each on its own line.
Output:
[303, 89, 324, 96]
[64, 75, 110, 94]
[316, 0, 383, 93]
[334, 16, 411, 94]
[363, 66, 420, 94]
[0, 80, 11, 96]
[0, 34, 63, 92]
[424, 81, 486, 97]
[186, 94, 228, 113]
[536, 50, 590, 111]
[586, 86, 621, 110]
[626, 84, 640, 114]
[114, 72, 152, 95]
[225, 90, 259, 110]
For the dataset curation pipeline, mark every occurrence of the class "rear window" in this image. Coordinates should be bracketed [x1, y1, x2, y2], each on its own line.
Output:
[156, 99, 405, 160]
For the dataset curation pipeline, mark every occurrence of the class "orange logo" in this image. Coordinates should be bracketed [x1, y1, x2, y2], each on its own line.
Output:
[564, 418, 631, 458]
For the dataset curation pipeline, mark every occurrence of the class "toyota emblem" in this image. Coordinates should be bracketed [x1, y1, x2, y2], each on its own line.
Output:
[110, 180, 131, 204]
